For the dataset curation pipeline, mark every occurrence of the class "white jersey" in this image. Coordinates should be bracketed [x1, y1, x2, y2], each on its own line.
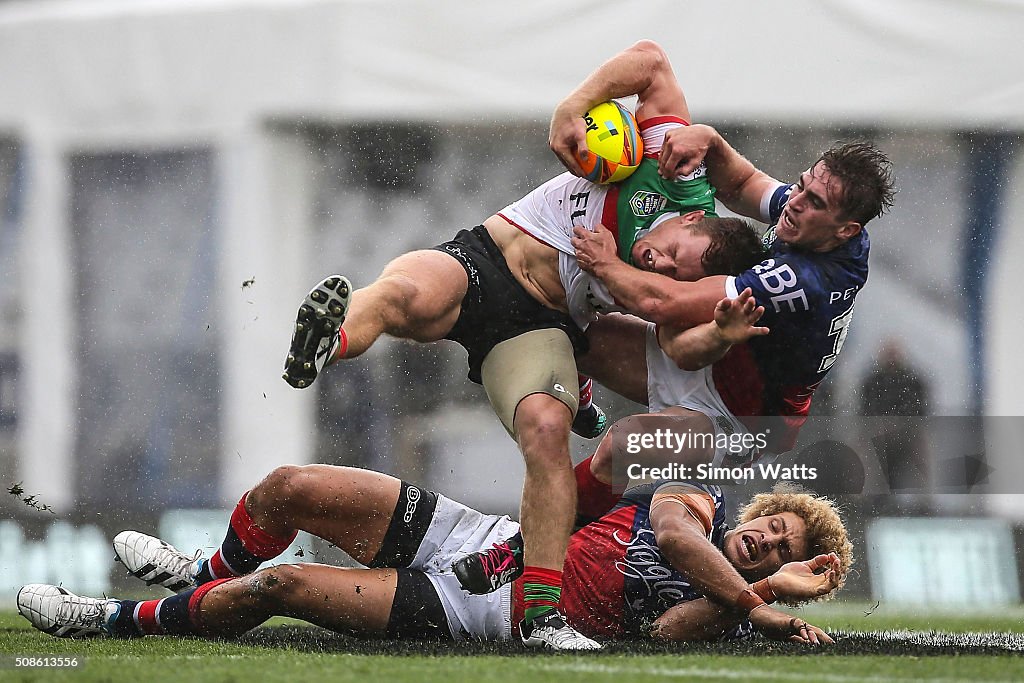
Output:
[498, 120, 680, 254]
[557, 212, 681, 329]
[498, 119, 698, 330]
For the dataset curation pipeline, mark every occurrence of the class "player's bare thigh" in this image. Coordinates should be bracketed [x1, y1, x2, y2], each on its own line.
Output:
[247, 465, 401, 565]
[351, 249, 469, 343]
[578, 313, 650, 404]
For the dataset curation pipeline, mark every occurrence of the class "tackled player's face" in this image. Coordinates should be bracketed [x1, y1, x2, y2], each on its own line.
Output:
[776, 162, 860, 253]
[631, 216, 710, 282]
[723, 512, 809, 580]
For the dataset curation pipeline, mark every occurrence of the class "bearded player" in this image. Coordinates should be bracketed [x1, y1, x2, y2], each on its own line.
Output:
[18, 461, 850, 647]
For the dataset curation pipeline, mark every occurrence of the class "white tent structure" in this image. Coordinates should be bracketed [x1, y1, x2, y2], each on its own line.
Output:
[2, 0, 1021, 130]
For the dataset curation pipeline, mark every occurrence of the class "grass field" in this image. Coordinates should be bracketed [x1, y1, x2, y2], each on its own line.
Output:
[3, 604, 1023, 683]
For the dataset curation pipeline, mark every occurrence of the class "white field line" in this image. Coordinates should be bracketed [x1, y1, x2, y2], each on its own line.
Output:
[536, 661, 1022, 683]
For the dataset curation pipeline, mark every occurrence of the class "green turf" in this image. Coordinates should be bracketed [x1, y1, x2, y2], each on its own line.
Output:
[2, 607, 1023, 683]
[799, 600, 1024, 635]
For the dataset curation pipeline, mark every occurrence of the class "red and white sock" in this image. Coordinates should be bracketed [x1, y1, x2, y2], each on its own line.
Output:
[578, 375, 594, 411]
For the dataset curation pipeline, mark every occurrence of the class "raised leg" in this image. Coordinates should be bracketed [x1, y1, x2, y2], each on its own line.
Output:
[283, 249, 468, 388]
[244, 464, 402, 565]
[588, 407, 716, 484]
[577, 313, 650, 406]
[114, 465, 406, 590]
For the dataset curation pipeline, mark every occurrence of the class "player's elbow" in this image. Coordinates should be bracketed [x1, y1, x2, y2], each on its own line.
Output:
[629, 40, 670, 73]
[630, 39, 668, 59]
[661, 342, 705, 372]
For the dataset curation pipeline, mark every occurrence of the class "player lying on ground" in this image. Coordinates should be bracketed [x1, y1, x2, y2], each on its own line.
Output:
[18, 463, 850, 646]
[276, 42, 766, 649]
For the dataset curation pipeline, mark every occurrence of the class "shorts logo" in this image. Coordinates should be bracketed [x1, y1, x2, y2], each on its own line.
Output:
[715, 416, 735, 436]
[585, 286, 609, 313]
[675, 161, 708, 182]
[404, 486, 421, 523]
[553, 383, 568, 394]
[442, 244, 481, 301]
[629, 191, 668, 218]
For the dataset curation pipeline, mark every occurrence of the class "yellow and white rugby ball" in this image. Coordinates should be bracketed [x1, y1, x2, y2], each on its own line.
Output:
[574, 100, 643, 184]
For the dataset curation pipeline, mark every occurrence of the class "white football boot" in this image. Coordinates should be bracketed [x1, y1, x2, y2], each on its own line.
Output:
[17, 584, 120, 638]
[282, 275, 352, 389]
[113, 530, 202, 593]
[520, 610, 602, 651]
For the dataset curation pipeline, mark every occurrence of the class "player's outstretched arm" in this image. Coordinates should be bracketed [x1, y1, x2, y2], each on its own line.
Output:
[550, 39, 688, 176]
[571, 224, 725, 327]
[659, 124, 782, 220]
[651, 594, 833, 645]
[649, 491, 834, 645]
[649, 596, 743, 641]
[650, 554, 841, 643]
[657, 288, 768, 371]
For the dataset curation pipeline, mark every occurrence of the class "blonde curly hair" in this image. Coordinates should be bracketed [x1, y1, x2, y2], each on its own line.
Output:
[736, 482, 854, 602]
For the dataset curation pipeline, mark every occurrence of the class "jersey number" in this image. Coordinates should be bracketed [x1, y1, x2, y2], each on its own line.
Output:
[818, 303, 855, 373]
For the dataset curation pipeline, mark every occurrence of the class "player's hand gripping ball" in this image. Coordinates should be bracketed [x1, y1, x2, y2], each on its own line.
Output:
[575, 100, 643, 184]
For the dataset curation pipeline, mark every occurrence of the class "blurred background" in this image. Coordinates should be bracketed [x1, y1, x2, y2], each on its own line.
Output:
[1, 0, 1022, 611]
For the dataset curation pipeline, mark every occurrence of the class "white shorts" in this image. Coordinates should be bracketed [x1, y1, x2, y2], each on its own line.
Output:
[645, 323, 754, 466]
[413, 494, 519, 641]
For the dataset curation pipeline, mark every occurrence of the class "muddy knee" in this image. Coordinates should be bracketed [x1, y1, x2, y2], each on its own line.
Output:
[248, 465, 319, 521]
[243, 565, 313, 608]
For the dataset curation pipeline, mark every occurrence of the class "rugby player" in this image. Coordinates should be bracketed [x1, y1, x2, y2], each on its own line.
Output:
[549, 39, 895, 518]
[18, 463, 850, 647]
[277, 44, 765, 649]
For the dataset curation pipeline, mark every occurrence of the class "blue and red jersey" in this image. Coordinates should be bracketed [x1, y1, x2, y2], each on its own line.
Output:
[555, 481, 752, 640]
[718, 184, 870, 452]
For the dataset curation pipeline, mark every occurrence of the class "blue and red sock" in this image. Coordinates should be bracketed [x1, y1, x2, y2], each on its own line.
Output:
[110, 579, 231, 638]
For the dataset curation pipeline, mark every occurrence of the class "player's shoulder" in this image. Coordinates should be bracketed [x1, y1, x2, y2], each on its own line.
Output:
[764, 183, 796, 224]
[785, 229, 870, 297]
[732, 229, 869, 314]
[653, 480, 725, 505]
